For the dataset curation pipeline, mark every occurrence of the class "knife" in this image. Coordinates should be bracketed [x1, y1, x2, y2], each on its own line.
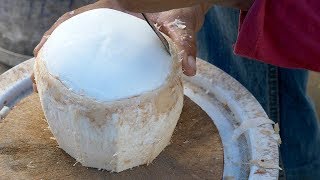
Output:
[141, 13, 170, 54]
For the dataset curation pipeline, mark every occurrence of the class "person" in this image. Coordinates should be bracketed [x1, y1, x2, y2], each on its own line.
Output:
[197, 7, 320, 180]
[33, 0, 320, 179]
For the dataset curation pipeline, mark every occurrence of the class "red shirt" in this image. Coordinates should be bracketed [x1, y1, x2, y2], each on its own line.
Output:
[234, 0, 320, 72]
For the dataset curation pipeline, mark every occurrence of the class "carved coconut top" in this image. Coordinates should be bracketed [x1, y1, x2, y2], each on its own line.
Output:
[41, 9, 172, 101]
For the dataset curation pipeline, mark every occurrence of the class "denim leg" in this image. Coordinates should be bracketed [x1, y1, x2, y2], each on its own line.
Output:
[197, 6, 320, 179]
[279, 69, 320, 179]
[197, 7, 272, 116]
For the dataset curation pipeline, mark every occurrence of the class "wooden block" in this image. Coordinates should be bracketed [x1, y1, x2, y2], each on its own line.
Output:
[0, 93, 223, 179]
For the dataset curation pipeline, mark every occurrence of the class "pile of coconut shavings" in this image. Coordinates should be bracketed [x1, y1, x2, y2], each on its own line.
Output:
[167, 19, 186, 29]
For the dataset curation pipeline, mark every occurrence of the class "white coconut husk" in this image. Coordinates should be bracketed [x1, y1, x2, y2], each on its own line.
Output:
[34, 39, 184, 172]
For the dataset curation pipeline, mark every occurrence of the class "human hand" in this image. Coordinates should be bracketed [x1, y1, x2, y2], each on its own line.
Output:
[147, 5, 208, 76]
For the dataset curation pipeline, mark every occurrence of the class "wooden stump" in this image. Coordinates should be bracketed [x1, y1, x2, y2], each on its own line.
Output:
[0, 93, 223, 179]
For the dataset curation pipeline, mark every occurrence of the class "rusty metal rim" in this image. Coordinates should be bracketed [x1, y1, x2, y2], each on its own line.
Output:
[0, 58, 279, 179]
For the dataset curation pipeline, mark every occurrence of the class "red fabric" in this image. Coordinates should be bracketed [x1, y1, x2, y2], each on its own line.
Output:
[234, 0, 320, 72]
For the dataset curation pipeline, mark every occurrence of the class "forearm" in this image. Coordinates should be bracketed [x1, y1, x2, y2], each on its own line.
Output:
[117, 0, 253, 13]
[210, 0, 254, 10]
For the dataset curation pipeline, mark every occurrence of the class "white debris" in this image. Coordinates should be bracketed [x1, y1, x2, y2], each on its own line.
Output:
[154, 23, 162, 30]
[69, 10, 75, 15]
[259, 124, 282, 146]
[273, 123, 282, 145]
[273, 134, 282, 146]
[232, 117, 274, 140]
[177, 50, 185, 62]
[50, 137, 56, 140]
[183, 140, 189, 144]
[73, 161, 79, 167]
[250, 159, 282, 170]
[27, 161, 35, 168]
[260, 129, 273, 136]
[274, 123, 280, 134]
[0, 106, 10, 120]
[167, 19, 186, 29]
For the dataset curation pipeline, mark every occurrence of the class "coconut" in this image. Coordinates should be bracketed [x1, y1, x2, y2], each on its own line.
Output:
[33, 9, 183, 172]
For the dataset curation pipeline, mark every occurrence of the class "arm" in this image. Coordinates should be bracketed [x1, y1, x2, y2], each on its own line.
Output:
[117, 0, 253, 12]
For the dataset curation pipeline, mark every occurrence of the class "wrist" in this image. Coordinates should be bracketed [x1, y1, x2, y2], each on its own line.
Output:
[200, 3, 213, 13]
[203, 0, 253, 11]
[192, 4, 211, 32]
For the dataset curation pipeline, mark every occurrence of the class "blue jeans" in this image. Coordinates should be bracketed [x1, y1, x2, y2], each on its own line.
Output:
[197, 7, 320, 179]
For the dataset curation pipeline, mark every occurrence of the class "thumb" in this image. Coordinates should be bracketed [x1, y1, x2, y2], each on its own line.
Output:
[160, 20, 197, 76]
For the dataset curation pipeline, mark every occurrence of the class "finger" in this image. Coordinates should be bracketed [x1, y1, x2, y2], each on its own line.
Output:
[159, 21, 197, 76]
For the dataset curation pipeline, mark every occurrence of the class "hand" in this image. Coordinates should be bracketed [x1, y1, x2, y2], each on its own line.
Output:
[147, 6, 208, 76]
[33, 0, 208, 92]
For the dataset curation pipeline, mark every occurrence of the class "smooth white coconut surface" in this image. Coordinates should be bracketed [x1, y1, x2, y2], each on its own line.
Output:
[42, 8, 171, 101]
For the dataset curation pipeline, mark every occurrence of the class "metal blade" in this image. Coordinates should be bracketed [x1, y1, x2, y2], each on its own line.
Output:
[141, 13, 170, 54]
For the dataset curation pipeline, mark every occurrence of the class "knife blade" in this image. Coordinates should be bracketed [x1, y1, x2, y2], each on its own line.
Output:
[141, 13, 170, 54]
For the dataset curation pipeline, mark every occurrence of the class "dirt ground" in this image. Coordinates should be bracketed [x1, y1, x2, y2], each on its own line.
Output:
[0, 93, 223, 179]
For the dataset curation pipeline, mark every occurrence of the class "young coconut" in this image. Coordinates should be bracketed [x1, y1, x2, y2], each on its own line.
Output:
[33, 9, 183, 172]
